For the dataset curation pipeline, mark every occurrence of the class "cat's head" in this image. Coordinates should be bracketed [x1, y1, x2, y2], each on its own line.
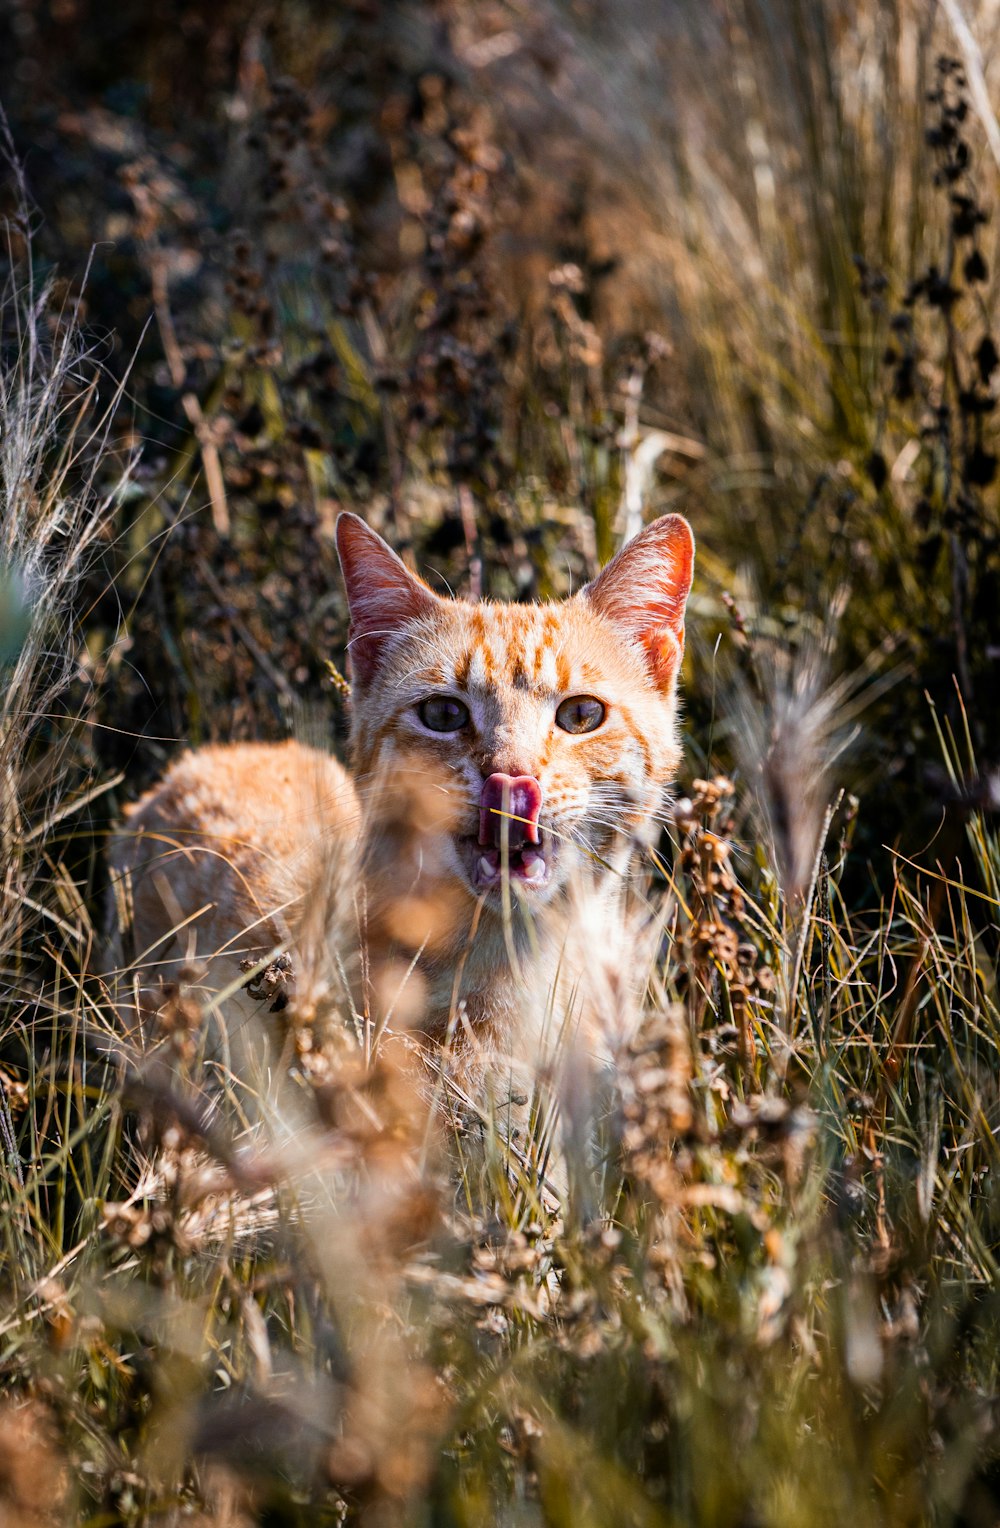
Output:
[335, 513, 694, 912]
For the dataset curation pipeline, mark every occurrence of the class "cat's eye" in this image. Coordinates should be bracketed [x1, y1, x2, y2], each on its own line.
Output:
[418, 695, 470, 733]
[555, 695, 607, 734]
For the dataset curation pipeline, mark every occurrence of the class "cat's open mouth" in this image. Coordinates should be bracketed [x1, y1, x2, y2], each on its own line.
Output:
[453, 772, 553, 896]
[454, 834, 553, 893]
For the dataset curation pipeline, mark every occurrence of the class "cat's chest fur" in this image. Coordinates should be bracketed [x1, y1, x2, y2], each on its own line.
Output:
[110, 511, 694, 1094]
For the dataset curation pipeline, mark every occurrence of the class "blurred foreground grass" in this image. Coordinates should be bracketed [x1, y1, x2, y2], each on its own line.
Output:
[0, 1, 999, 1523]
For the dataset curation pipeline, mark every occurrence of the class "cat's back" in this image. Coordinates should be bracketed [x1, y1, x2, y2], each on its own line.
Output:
[117, 739, 357, 857]
[110, 739, 360, 983]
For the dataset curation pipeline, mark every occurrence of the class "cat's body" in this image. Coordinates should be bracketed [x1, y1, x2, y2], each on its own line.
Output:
[110, 512, 694, 1107]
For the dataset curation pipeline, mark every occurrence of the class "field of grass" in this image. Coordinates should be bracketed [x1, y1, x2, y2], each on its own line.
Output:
[1, 1, 1000, 1523]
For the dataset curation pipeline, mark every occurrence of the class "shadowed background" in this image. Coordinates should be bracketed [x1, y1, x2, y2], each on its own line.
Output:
[3, 0, 998, 851]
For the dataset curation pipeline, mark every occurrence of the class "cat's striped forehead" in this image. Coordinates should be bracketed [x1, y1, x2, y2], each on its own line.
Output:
[453, 606, 569, 693]
[412, 600, 618, 698]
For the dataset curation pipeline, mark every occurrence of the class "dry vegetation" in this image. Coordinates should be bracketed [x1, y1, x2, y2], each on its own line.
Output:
[1, 0, 1000, 1523]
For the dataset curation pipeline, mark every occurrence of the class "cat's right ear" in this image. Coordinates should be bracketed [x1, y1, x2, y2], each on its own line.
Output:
[335, 513, 440, 686]
[581, 514, 695, 691]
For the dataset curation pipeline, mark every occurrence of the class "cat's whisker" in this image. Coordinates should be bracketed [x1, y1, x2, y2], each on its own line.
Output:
[565, 826, 607, 863]
[563, 829, 654, 893]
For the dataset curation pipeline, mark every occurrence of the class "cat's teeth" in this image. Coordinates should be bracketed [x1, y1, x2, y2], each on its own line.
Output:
[520, 851, 547, 883]
[478, 856, 498, 882]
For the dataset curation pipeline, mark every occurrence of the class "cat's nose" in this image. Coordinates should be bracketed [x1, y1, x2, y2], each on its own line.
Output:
[478, 773, 542, 849]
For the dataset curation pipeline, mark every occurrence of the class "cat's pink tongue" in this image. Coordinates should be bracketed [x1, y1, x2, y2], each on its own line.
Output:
[478, 773, 542, 849]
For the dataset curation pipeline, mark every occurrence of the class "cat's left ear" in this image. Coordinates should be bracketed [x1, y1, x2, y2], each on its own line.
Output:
[581, 514, 695, 690]
[336, 513, 440, 686]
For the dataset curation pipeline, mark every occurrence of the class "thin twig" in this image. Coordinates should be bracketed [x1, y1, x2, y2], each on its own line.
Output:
[148, 254, 230, 536]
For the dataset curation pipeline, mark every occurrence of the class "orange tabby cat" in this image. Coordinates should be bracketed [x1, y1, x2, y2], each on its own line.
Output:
[110, 511, 694, 1099]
